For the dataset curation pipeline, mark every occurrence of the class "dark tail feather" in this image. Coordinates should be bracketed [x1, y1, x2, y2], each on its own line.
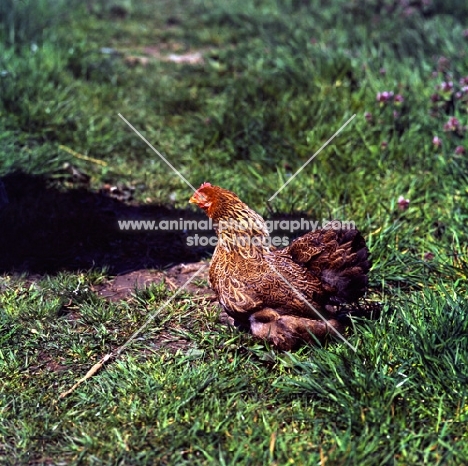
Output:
[285, 226, 370, 304]
[322, 229, 370, 304]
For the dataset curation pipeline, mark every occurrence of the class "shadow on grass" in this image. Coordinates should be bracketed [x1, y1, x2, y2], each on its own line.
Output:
[0, 171, 211, 275]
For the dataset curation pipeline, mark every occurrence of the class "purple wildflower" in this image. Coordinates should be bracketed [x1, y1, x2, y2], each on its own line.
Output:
[397, 195, 410, 211]
[443, 117, 460, 132]
[376, 91, 394, 103]
[440, 81, 454, 92]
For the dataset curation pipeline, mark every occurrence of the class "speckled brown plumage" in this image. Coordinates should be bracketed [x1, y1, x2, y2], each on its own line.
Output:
[189, 183, 370, 350]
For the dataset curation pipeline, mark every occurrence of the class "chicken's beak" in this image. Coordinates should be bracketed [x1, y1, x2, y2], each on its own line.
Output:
[189, 190, 207, 205]
[189, 194, 199, 205]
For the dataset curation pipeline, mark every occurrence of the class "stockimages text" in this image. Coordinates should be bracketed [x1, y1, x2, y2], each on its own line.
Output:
[118, 218, 356, 247]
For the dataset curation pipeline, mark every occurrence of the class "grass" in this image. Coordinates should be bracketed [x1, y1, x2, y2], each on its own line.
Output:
[1, 0, 468, 464]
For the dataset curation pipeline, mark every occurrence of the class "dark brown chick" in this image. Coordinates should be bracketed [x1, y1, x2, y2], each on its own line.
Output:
[189, 183, 370, 350]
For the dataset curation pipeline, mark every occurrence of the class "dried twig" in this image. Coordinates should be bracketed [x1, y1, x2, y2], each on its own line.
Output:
[59, 144, 107, 166]
[58, 353, 113, 399]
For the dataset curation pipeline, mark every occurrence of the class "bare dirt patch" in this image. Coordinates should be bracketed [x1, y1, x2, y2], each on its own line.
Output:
[92, 261, 216, 302]
[93, 269, 166, 302]
[123, 43, 207, 67]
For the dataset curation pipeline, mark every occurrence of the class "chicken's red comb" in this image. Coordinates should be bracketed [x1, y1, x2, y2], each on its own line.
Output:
[199, 182, 212, 189]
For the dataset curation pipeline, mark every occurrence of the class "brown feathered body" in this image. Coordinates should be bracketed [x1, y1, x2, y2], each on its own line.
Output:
[190, 183, 370, 350]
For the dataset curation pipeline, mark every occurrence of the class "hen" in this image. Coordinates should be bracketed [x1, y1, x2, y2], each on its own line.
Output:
[189, 183, 370, 350]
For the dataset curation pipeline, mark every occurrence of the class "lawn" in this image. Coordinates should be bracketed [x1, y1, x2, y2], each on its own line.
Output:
[1, 0, 468, 464]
